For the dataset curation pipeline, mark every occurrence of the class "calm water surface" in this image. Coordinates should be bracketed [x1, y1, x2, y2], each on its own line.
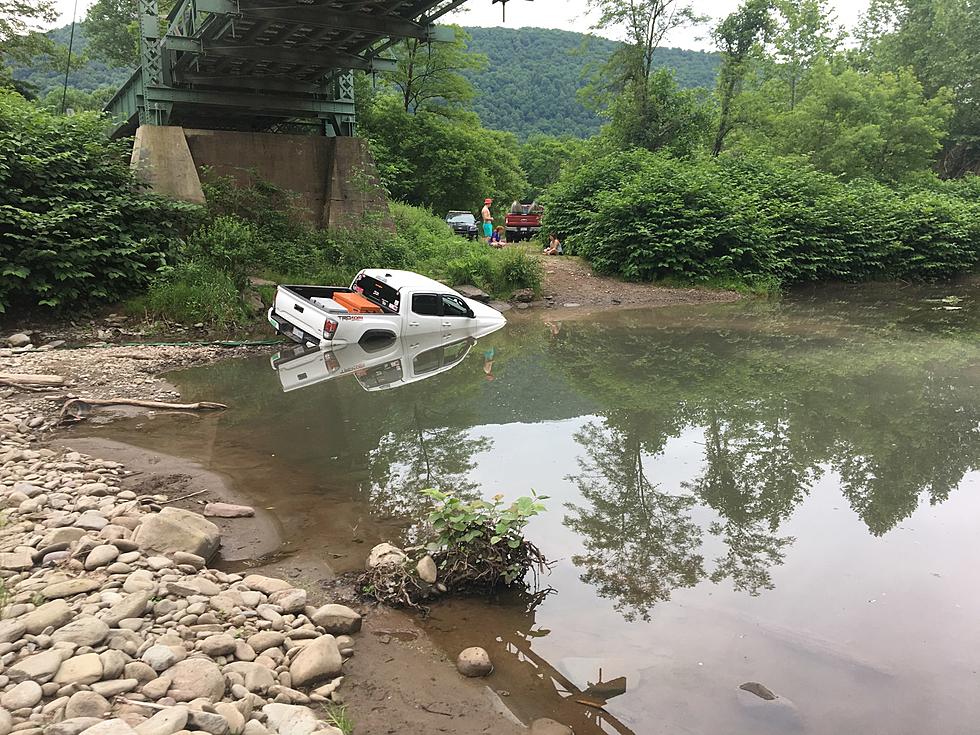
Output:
[95, 282, 979, 735]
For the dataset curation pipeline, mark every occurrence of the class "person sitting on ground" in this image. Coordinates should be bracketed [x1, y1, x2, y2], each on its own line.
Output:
[543, 233, 563, 255]
[489, 226, 505, 248]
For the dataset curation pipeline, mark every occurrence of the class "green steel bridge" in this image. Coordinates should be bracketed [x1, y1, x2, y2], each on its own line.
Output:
[105, 0, 513, 138]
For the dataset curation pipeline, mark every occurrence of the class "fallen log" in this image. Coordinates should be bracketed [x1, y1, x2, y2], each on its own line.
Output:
[0, 373, 65, 387]
[58, 397, 227, 423]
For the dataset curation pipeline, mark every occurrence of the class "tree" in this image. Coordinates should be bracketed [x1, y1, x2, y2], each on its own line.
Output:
[360, 94, 528, 214]
[857, 0, 980, 176]
[712, 0, 774, 156]
[390, 25, 486, 114]
[774, 63, 952, 180]
[604, 67, 713, 155]
[1, 0, 56, 75]
[769, 0, 845, 109]
[84, 0, 175, 67]
[519, 134, 587, 197]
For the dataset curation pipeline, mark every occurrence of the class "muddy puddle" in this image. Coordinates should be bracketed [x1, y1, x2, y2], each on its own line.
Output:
[78, 280, 980, 734]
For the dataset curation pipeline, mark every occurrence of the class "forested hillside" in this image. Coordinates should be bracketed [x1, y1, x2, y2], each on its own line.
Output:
[12, 24, 718, 139]
[463, 27, 719, 138]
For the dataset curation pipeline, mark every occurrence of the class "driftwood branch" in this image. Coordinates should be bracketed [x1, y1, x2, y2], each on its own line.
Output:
[58, 397, 227, 423]
[0, 373, 65, 390]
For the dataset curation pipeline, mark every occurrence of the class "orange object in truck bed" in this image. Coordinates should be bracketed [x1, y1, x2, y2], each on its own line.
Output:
[333, 291, 384, 314]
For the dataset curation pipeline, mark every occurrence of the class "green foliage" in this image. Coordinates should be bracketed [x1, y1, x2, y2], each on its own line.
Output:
[519, 134, 588, 197]
[545, 148, 980, 288]
[0, 0, 56, 66]
[360, 95, 528, 213]
[321, 704, 353, 735]
[0, 89, 198, 313]
[390, 25, 486, 114]
[458, 27, 721, 140]
[139, 261, 245, 326]
[83, 0, 175, 67]
[604, 68, 714, 156]
[422, 488, 547, 584]
[857, 0, 980, 176]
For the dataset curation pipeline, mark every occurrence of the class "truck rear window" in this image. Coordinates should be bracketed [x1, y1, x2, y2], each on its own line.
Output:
[352, 274, 400, 313]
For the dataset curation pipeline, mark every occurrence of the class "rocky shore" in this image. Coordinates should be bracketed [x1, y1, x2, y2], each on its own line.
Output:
[0, 342, 364, 735]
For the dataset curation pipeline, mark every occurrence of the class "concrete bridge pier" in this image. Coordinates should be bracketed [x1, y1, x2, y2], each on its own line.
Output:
[130, 126, 388, 228]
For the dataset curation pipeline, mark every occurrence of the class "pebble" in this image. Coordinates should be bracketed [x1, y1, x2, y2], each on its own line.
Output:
[456, 647, 493, 677]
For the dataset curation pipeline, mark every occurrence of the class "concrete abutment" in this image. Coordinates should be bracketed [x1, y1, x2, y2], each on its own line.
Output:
[130, 126, 388, 228]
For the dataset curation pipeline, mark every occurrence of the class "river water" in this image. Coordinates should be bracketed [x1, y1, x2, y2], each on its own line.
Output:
[95, 282, 978, 735]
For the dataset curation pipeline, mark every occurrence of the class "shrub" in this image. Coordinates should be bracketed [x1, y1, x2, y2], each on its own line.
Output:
[544, 148, 980, 288]
[0, 90, 199, 313]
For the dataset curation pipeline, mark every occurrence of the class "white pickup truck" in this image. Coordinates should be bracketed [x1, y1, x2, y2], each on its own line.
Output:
[268, 269, 506, 347]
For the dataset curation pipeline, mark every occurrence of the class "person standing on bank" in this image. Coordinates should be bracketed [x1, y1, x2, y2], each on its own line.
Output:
[481, 198, 494, 245]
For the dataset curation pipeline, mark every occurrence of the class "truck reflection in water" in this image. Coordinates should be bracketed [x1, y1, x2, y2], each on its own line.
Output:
[270, 323, 505, 394]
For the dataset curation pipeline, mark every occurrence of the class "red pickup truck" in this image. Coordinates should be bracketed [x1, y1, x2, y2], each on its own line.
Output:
[505, 202, 543, 242]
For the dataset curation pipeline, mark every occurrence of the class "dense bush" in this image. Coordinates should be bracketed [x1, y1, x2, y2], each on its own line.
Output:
[0, 90, 198, 312]
[544, 149, 980, 289]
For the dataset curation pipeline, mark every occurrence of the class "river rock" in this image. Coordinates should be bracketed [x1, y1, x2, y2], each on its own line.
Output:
[84, 545, 119, 570]
[0, 709, 10, 735]
[186, 710, 229, 735]
[530, 719, 573, 735]
[213, 703, 245, 735]
[21, 599, 73, 634]
[78, 719, 138, 735]
[64, 691, 110, 719]
[166, 659, 225, 701]
[142, 645, 178, 672]
[172, 552, 205, 569]
[740, 681, 777, 700]
[246, 632, 284, 654]
[456, 647, 492, 677]
[52, 616, 110, 647]
[75, 511, 109, 531]
[309, 605, 361, 635]
[0, 551, 33, 571]
[261, 704, 321, 735]
[42, 578, 101, 599]
[103, 591, 151, 627]
[54, 653, 104, 685]
[0, 619, 25, 644]
[199, 634, 237, 657]
[133, 507, 220, 560]
[203, 503, 254, 518]
[8, 649, 66, 683]
[133, 706, 188, 735]
[416, 555, 437, 583]
[224, 663, 276, 695]
[366, 543, 406, 569]
[6, 334, 30, 348]
[288, 636, 342, 687]
[48, 718, 102, 735]
[91, 679, 139, 697]
[268, 588, 306, 613]
[242, 575, 292, 595]
[1, 681, 42, 710]
[100, 650, 128, 680]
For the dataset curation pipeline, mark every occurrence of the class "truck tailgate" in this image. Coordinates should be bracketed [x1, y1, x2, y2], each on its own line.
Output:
[272, 286, 330, 343]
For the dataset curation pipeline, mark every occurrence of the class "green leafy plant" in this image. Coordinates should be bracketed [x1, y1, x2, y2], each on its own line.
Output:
[422, 488, 547, 586]
[0, 89, 200, 313]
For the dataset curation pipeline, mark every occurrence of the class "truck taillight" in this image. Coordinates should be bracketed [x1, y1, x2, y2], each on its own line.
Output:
[323, 318, 338, 340]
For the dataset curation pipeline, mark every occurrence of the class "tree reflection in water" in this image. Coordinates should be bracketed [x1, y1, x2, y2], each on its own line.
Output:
[564, 422, 704, 622]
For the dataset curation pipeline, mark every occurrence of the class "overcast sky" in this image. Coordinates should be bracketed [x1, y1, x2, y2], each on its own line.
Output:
[46, 0, 869, 51]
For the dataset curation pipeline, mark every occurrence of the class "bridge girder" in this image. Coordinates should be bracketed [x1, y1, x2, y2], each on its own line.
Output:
[105, 0, 470, 137]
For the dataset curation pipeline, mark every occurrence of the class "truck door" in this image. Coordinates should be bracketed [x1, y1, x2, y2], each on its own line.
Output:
[405, 293, 444, 336]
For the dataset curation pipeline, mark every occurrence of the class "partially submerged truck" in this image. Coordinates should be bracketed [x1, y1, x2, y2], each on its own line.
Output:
[268, 269, 506, 348]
